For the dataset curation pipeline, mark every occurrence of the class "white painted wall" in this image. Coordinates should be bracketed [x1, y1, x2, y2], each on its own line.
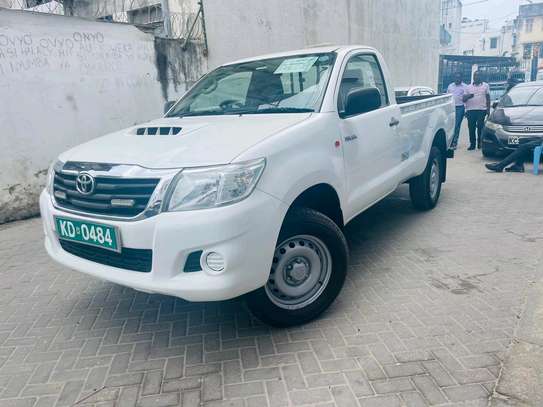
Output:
[440, 0, 463, 55]
[202, 0, 441, 90]
[0, 9, 206, 223]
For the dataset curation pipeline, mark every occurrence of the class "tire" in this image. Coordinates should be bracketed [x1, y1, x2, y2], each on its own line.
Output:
[409, 146, 443, 211]
[246, 208, 348, 327]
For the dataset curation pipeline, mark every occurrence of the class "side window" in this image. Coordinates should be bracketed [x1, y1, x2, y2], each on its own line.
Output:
[338, 54, 389, 113]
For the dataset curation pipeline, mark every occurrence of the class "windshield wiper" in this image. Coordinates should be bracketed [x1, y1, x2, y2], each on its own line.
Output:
[233, 107, 315, 115]
[172, 110, 225, 118]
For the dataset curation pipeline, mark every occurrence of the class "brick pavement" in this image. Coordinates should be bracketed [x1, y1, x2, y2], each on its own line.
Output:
[1, 147, 542, 407]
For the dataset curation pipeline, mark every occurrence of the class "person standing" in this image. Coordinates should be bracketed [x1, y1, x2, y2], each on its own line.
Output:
[463, 71, 491, 150]
[447, 73, 468, 149]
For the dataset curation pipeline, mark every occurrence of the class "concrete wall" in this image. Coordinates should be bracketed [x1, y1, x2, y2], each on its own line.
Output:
[0, 9, 207, 223]
[202, 0, 440, 90]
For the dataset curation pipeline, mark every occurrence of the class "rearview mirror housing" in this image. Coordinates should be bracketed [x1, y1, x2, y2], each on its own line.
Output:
[342, 87, 382, 118]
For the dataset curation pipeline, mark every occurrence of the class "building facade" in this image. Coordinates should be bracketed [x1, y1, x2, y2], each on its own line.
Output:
[516, 2, 543, 65]
[441, 0, 463, 54]
[459, 18, 516, 57]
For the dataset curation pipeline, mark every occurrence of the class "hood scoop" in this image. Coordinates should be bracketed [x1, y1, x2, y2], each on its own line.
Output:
[135, 127, 182, 136]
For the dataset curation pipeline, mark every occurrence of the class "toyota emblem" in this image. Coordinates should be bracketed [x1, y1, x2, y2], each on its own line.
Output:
[75, 172, 95, 195]
[524, 127, 533, 132]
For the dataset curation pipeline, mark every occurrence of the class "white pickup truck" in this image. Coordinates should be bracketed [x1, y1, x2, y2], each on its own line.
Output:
[41, 46, 454, 326]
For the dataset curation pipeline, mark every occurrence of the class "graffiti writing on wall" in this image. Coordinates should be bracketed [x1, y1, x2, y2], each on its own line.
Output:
[0, 31, 155, 77]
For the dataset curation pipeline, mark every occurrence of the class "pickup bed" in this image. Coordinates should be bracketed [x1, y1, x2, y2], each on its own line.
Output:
[41, 45, 454, 326]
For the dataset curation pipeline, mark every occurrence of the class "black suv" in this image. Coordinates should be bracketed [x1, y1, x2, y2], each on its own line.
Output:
[482, 81, 543, 157]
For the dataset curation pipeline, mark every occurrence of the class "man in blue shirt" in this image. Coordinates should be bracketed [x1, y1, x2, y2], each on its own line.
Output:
[447, 73, 468, 149]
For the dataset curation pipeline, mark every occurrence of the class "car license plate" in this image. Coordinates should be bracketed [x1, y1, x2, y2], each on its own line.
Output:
[54, 216, 120, 252]
[508, 136, 520, 145]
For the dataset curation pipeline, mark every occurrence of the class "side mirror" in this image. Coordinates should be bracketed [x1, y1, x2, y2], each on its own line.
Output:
[343, 87, 382, 117]
[492, 101, 499, 110]
[164, 101, 176, 114]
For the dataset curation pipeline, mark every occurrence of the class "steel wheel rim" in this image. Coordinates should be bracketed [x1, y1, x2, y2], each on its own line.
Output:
[429, 158, 440, 201]
[265, 235, 332, 310]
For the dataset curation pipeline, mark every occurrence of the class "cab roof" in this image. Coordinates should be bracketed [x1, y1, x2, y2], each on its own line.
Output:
[223, 45, 376, 66]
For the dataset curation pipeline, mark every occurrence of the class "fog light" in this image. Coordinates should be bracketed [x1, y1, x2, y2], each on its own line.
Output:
[205, 252, 225, 272]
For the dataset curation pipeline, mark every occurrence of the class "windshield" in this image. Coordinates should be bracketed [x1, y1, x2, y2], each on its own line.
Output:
[166, 53, 336, 117]
[500, 86, 543, 107]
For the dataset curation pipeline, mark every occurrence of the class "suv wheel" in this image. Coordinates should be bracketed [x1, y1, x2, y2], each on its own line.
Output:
[409, 146, 443, 211]
[246, 208, 348, 327]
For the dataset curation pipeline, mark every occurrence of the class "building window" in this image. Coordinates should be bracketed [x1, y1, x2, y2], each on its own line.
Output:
[127, 4, 163, 26]
[490, 37, 498, 49]
[526, 18, 534, 33]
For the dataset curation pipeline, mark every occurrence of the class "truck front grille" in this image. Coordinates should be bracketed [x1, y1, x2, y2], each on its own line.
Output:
[53, 172, 160, 218]
[59, 240, 152, 273]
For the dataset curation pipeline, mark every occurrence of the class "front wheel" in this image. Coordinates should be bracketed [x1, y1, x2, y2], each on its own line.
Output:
[409, 146, 443, 211]
[246, 208, 348, 327]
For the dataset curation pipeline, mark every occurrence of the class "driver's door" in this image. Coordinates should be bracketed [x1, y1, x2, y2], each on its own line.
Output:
[337, 54, 401, 219]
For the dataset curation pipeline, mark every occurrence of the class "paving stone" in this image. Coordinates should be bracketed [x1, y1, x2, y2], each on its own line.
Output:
[400, 391, 428, 407]
[383, 362, 426, 378]
[243, 367, 281, 382]
[412, 376, 447, 405]
[137, 393, 179, 407]
[358, 394, 402, 407]
[2, 147, 542, 407]
[106, 373, 144, 388]
[372, 378, 413, 394]
[330, 385, 358, 407]
[442, 384, 488, 402]
[54, 380, 85, 406]
[288, 388, 332, 405]
[265, 379, 288, 407]
[141, 371, 162, 396]
[305, 372, 345, 388]
[224, 382, 264, 399]
[203, 373, 222, 401]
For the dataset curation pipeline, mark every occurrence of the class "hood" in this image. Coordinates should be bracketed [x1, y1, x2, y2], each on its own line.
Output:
[491, 106, 543, 126]
[59, 114, 311, 168]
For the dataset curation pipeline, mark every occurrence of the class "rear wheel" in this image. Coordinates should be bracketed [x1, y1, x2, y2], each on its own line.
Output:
[409, 146, 443, 211]
[246, 208, 348, 327]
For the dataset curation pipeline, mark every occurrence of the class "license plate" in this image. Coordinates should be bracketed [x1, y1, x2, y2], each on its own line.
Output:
[508, 136, 520, 145]
[55, 216, 120, 252]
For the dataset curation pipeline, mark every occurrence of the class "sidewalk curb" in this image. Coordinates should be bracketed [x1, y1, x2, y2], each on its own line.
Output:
[490, 280, 543, 406]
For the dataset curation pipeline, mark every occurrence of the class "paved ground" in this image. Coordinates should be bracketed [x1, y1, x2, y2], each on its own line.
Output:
[1, 140, 542, 407]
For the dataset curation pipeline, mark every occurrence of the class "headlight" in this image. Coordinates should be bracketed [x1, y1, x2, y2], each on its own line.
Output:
[485, 121, 502, 132]
[46, 159, 64, 194]
[165, 158, 266, 211]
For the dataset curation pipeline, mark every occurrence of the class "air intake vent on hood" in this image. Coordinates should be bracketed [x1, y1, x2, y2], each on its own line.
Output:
[135, 127, 182, 135]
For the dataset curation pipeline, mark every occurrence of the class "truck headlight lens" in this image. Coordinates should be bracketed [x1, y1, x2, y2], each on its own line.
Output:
[46, 159, 64, 194]
[485, 121, 502, 132]
[166, 158, 265, 211]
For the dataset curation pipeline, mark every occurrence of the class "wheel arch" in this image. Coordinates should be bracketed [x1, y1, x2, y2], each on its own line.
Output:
[286, 183, 344, 229]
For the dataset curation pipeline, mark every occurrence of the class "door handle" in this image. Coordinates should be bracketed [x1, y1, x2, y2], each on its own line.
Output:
[389, 118, 400, 127]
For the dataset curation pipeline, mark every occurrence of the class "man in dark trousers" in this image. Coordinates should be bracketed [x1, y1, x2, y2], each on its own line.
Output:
[485, 139, 543, 173]
[463, 71, 491, 150]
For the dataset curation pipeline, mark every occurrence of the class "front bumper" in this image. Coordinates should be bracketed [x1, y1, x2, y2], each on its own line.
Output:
[482, 127, 542, 155]
[40, 189, 287, 301]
